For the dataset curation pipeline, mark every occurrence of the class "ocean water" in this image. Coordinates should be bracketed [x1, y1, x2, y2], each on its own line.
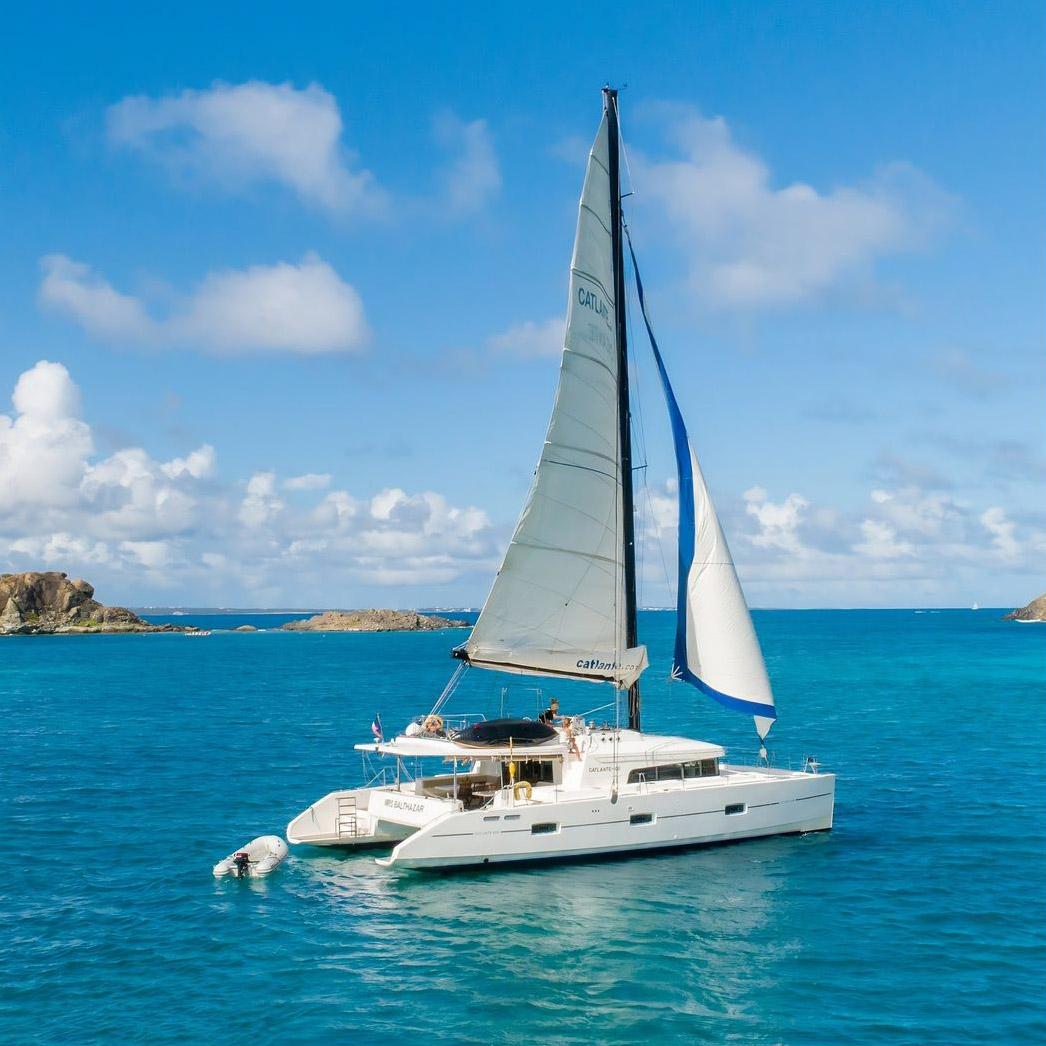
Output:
[2, 610, 1043, 1045]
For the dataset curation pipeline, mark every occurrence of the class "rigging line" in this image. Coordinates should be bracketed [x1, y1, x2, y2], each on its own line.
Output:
[624, 237, 674, 605]
[623, 224, 679, 608]
[430, 661, 468, 718]
[616, 103, 638, 204]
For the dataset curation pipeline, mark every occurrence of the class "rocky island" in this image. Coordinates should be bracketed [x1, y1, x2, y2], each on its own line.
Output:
[282, 609, 469, 633]
[0, 572, 185, 635]
[1003, 593, 1046, 622]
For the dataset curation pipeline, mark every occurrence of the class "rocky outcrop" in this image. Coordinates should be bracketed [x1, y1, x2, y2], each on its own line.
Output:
[0, 572, 184, 635]
[282, 609, 469, 633]
[1003, 593, 1046, 622]
[232, 624, 259, 632]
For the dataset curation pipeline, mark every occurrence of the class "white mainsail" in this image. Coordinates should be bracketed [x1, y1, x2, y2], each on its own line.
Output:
[458, 112, 647, 687]
[629, 245, 777, 740]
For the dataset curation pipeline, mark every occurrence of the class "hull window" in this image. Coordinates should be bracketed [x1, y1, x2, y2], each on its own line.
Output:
[630, 813, 654, 825]
[725, 803, 746, 815]
[627, 764, 683, 784]
[531, 822, 558, 835]
[683, 759, 720, 778]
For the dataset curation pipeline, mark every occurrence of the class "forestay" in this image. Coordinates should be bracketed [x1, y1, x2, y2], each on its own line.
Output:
[457, 113, 647, 687]
[628, 240, 777, 739]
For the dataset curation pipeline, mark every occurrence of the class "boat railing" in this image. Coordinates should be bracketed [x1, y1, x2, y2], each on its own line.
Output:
[410, 711, 488, 734]
[360, 763, 393, 788]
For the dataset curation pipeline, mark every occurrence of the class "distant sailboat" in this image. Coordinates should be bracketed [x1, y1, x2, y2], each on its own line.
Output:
[288, 89, 835, 870]
[971, 602, 980, 611]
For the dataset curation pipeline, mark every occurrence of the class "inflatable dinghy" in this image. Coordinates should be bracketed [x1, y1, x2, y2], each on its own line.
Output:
[213, 835, 288, 878]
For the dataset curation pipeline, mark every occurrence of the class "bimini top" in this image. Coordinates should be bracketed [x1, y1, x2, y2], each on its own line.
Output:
[453, 718, 558, 748]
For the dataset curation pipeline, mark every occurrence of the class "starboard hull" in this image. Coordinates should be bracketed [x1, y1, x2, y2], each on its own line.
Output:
[377, 768, 834, 871]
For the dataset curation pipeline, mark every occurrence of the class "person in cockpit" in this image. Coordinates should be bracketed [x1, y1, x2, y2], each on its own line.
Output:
[539, 697, 560, 725]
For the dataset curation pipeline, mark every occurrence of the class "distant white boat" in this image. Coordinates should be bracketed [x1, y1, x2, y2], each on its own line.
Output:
[287, 89, 834, 872]
[185, 630, 212, 637]
[971, 602, 980, 611]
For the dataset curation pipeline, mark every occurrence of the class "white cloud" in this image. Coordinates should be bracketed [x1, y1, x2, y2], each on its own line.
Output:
[487, 316, 565, 358]
[239, 472, 284, 528]
[162, 445, 216, 480]
[0, 360, 213, 545]
[40, 253, 368, 355]
[434, 111, 501, 214]
[176, 256, 368, 353]
[106, 80, 384, 214]
[9, 532, 113, 566]
[853, 519, 915, 559]
[634, 105, 953, 308]
[0, 360, 499, 602]
[120, 540, 174, 570]
[0, 361, 93, 509]
[38, 256, 156, 342]
[980, 507, 1019, 560]
[284, 473, 331, 491]
[743, 487, 808, 552]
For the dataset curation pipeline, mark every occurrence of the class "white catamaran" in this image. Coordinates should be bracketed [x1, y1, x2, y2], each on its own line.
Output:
[287, 89, 835, 870]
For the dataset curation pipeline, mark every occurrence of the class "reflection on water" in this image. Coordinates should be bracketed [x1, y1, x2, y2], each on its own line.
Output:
[285, 837, 809, 1042]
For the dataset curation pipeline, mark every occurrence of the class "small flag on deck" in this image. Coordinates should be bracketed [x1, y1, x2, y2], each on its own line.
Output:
[371, 713, 384, 742]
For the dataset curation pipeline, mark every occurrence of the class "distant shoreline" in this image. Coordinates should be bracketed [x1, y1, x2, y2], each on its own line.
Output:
[134, 606, 1008, 614]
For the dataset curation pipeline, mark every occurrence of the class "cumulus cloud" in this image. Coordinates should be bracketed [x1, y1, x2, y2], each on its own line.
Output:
[239, 472, 285, 528]
[39, 253, 368, 354]
[853, 519, 915, 559]
[0, 360, 497, 602]
[433, 111, 501, 214]
[743, 487, 808, 552]
[284, 473, 331, 492]
[633, 104, 953, 308]
[487, 316, 565, 358]
[0, 361, 212, 547]
[630, 472, 1035, 609]
[0, 361, 93, 509]
[106, 80, 384, 214]
[980, 506, 1019, 560]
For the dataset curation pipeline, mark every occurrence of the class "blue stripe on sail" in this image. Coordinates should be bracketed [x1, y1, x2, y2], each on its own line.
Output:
[626, 234, 776, 723]
[678, 667, 778, 719]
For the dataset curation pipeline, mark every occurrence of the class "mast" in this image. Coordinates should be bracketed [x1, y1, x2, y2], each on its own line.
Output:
[603, 87, 641, 732]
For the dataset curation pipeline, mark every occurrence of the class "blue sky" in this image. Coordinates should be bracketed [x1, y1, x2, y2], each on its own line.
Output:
[0, 2, 1042, 608]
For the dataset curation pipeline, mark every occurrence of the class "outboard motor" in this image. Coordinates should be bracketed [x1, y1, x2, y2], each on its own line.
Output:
[231, 851, 251, 878]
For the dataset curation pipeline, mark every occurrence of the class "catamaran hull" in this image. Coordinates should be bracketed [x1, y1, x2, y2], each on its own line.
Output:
[378, 769, 834, 870]
[287, 787, 416, 849]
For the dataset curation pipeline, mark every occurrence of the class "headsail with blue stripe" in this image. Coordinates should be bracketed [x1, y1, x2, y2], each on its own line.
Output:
[628, 238, 777, 740]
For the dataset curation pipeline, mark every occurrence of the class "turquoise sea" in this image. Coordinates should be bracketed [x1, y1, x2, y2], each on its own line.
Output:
[3, 610, 1044, 1045]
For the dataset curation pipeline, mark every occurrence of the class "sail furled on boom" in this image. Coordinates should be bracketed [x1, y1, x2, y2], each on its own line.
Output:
[457, 112, 648, 688]
[627, 237, 777, 739]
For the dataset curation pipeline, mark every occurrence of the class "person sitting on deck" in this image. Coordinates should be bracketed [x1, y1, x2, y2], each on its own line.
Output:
[538, 697, 560, 725]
